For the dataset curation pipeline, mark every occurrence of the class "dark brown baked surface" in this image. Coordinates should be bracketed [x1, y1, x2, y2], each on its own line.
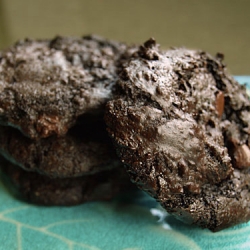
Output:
[105, 39, 250, 231]
[0, 156, 133, 206]
[0, 35, 134, 139]
[0, 114, 120, 178]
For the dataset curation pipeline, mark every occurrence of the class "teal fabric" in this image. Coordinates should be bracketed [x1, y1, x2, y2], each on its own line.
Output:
[0, 77, 250, 250]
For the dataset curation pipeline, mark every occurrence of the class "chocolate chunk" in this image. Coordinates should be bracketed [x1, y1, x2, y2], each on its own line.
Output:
[234, 144, 250, 169]
[216, 91, 225, 117]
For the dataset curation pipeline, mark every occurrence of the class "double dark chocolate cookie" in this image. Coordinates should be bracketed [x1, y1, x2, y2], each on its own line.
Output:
[0, 35, 136, 205]
[105, 39, 250, 231]
[0, 156, 133, 206]
[0, 35, 134, 139]
[0, 115, 119, 178]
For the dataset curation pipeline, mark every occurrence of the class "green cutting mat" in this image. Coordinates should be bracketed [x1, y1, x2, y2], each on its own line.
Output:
[0, 76, 249, 250]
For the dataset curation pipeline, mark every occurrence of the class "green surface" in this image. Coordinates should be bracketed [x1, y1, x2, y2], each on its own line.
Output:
[0, 77, 250, 250]
[1, 181, 250, 250]
[0, 0, 250, 74]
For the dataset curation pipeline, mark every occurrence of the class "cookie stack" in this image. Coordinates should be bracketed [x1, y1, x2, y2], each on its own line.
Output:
[0, 36, 250, 231]
[0, 35, 135, 205]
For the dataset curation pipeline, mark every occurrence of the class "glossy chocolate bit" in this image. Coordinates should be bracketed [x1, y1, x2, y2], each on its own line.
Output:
[216, 91, 225, 117]
[105, 38, 250, 231]
[234, 144, 250, 169]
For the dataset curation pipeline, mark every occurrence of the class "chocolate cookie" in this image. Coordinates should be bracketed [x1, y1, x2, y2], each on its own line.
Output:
[0, 35, 134, 139]
[0, 156, 133, 206]
[0, 114, 120, 178]
[105, 39, 250, 231]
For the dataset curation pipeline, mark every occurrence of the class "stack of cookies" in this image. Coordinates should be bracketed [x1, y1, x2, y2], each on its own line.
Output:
[0, 35, 135, 205]
[0, 36, 250, 231]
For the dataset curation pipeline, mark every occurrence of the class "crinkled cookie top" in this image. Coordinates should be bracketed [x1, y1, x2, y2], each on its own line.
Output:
[0, 35, 133, 139]
[105, 38, 250, 231]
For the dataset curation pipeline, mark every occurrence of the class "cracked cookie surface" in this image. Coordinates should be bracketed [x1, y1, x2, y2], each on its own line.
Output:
[0, 35, 134, 139]
[105, 39, 250, 231]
